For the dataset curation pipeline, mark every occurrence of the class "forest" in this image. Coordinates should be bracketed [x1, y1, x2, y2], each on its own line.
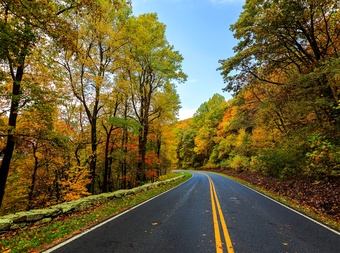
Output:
[173, 0, 340, 222]
[1, 0, 339, 220]
[0, 0, 186, 215]
[175, 0, 340, 185]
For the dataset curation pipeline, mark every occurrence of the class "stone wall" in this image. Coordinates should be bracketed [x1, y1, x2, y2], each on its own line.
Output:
[0, 175, 184, 232]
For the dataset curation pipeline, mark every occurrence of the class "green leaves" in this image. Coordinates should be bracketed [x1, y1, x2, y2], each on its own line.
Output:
[219, 0, 340, 94]
[109, 116, 142, 134]
[306, 134, 340, 179]
[0, 0, 186, 212]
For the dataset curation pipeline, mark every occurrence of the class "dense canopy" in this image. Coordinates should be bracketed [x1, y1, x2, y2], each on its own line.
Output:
[0, 0, 186, 213]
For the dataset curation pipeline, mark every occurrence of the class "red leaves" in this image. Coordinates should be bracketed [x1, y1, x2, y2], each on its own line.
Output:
[145, 170, 158, 181]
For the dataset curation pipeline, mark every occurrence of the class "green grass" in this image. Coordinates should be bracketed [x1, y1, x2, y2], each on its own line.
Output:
[0, 172, 192, 253]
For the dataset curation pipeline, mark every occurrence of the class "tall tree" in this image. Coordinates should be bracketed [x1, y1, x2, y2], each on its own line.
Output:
[147, 81, 181, 176]
[57, 0, 131, 193]
[0, 0, 81, 207]
[122, 13, 186, 183]
[192, 94, 227, 166]
[218, 0, 340, 125]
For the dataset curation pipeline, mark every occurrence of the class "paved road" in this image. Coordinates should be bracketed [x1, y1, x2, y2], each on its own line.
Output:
[46, 171, 340, 253]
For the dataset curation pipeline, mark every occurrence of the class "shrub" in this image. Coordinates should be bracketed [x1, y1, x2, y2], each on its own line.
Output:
[220, 155, 249, 172]
[255, 136, 307, 179]
[305, 134, 340, 180]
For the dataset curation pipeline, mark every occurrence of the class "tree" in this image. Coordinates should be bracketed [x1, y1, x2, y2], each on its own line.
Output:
[146, 82, 181, 176]
[57, 0, 131, 193]
[191, 94, 227, 166]
[176, 127, 197, 169]
[218, 0, 340, 125]
[101, 96, 121, 193]
[0, 0, 84, 207]
[121, 13, 186, 182]
[0, 1, 187, 213]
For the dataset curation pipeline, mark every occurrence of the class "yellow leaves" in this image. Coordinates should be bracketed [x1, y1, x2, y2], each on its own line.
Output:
[60, 166, 91, 202]
[34, 151, 44, 160]
[217, 106, 239, 136]
[235, 129, 246, 147]
[63, 193, 79, 201]
[194, 125, 214, 156]
[251, 126, 279, 149]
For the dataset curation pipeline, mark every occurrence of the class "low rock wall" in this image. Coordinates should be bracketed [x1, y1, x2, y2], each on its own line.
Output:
[0, 175, 184, 232]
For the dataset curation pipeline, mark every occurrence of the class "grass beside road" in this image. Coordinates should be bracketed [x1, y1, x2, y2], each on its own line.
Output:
[0, 172, 192, 253]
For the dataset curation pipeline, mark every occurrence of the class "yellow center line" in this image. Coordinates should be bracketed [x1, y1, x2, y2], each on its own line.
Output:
[209, 177, 223, 253]
[205, 173, 235, 253]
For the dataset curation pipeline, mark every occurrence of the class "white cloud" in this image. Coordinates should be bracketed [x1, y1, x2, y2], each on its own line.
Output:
[178, 108, 196, 120]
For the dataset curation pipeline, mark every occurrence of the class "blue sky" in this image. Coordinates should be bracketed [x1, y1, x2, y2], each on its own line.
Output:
[132, 0, 245, 120]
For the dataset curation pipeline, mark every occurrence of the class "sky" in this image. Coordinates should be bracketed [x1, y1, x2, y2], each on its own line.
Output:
[132, 0, 245, 120]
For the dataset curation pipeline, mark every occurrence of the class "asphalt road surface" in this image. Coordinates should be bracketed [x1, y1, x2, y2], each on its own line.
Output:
[45, 171, 340, 253]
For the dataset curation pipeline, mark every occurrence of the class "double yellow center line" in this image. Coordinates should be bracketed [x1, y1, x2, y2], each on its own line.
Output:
[205, 173, 234, 253]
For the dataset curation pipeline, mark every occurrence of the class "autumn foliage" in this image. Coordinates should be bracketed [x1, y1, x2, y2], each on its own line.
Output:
[173, 0, 340, 221]
[0, 0, 185, 214]
[175, 0, 340, 179]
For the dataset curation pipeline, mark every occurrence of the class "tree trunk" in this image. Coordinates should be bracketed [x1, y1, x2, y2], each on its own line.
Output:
[120, 125, 128, 189]
[137, 131, 147, 183]
[156, 136, 161, 176]
[107, 145, 114, 191]
[102, 125, 113, 193]
[0, 64, 24, 207]
[89, 119, 97, 194]
[27, 143, 39, 210]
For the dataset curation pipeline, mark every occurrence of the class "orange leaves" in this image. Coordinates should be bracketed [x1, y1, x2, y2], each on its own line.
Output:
[217, 106, 239, 137]
[145, 170, 158, 181]
[60, 166, 91, 202]
[124, 142, 139, 151]
[141, 153, 160, 167]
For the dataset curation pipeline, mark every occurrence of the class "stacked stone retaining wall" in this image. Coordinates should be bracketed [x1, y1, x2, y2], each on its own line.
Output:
[0, 175, 184, 232]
